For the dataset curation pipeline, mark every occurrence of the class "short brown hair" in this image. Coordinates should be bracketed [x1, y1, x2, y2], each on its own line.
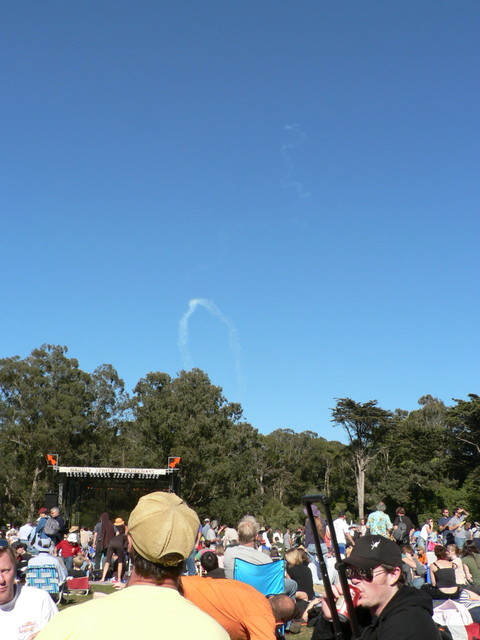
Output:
[0, 546, 17, 567]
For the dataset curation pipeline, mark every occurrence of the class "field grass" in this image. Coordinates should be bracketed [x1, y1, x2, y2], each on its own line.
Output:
[59, 583, 115, 610]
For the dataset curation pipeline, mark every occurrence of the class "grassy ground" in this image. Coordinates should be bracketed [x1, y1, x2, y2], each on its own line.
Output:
[58, 583, 115, 610]
[295, 627, 312, 640]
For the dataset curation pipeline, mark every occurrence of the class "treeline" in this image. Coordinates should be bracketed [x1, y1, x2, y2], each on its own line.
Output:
[0, 345, 479, 529]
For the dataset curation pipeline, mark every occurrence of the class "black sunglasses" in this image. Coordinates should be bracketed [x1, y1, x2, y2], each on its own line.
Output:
[345, 566, 386, 581]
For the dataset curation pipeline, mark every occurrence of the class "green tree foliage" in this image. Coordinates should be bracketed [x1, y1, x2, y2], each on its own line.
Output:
[332, 398, 393, 519]
[126, 368, 262, 522]
[2, 343, 480, 530]
[0, 345, 127, 521]
[370, 396, 451, 520]
[447, 394, 480, 477]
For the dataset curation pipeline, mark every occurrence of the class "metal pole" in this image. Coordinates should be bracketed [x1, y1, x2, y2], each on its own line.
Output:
[302, 494, 361, 640]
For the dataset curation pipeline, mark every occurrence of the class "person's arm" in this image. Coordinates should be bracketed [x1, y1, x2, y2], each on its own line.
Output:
[403, 555, 417, 570]
[449, 519, 462, 531]
[463, 560, 473, 583]
[413, 557, 426, 577]
[430, 565, 437, 586]
[386, 516, 393, 534]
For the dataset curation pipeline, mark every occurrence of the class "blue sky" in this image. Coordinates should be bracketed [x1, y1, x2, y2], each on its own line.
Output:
[2, 1, 479, 442]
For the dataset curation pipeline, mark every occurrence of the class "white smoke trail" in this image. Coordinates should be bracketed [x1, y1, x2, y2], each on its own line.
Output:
[281, 124, 311, 200]
[178, 298, 243, 398]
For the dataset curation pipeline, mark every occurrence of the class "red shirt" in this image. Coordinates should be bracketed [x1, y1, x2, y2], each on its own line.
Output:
[55, 540, 81, 558]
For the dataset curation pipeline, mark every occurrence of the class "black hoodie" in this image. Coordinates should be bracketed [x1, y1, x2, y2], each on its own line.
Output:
[312, 586, 441, 640]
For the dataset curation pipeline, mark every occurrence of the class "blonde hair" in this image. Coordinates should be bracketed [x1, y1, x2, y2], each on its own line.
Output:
[285, 548, 304, 567]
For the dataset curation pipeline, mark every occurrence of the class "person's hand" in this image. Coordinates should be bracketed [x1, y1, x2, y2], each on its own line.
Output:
[321, 583, 343, 620]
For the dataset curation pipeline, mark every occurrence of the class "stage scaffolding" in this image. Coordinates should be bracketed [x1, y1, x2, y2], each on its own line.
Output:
[53, 465, 180, 523]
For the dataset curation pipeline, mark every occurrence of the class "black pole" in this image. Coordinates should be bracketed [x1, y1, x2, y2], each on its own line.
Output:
[302, 494, 361, 640]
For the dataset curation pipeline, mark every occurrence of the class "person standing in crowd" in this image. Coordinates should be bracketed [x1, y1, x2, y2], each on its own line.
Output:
[438, 508, 453, 545]
[392, 507, 414, 546]
[449, 507, 469, 549]
[304, 504, 327, 561]
[202, 518, 211, 539]
[47, 508, 65, 546]
[359, 518, 368, 537]
[79, 525, 92, 551]
[222, 523, 238, 548]
[366, 502, 393, 538]
[283, 528, 292, 551]
[329, 511, 355, 556]
[92, 513, 116, 572]
[101, 524, 127, 583]
[36, 492, 229, 640]
[417, 518, 433, 551]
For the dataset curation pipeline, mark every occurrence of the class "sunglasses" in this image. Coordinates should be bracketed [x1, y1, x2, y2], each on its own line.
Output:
[345, 566, 386, 581]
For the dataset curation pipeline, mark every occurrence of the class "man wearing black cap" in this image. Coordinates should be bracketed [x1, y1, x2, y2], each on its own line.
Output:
[313, 535, 440, 640]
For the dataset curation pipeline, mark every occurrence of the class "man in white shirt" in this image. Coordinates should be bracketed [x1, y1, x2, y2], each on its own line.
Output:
[0, 546, 58, 639]
[331, 511, 355, 556]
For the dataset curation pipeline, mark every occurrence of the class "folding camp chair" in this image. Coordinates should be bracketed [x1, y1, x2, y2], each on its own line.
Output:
[64, 576, 90, 601]
[233, 558, 287, 639]
[26, 565, 66, 604]
[233, 558, 285, 596]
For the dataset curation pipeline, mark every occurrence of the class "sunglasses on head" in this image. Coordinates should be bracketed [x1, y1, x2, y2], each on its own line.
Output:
[345, 566, 386, 581]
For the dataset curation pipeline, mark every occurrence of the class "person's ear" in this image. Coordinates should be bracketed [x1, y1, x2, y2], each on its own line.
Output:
[387, 567, 401, 586]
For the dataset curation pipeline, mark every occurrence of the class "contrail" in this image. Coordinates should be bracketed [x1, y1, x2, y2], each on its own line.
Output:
[178, 298, 243, 398]
[281, 124, 311, 200]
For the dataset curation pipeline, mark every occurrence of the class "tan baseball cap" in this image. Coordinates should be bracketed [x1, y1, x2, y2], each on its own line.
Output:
[128, 492, 199, 565]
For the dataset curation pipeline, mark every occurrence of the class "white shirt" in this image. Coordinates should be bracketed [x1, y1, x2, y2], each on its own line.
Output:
[0, 584, 58, 640]
[18, 524, 34, 541]
[333, 518, 350, 545]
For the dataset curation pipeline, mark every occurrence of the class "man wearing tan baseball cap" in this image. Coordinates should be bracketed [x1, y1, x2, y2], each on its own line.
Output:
[37, 492, 229, 640]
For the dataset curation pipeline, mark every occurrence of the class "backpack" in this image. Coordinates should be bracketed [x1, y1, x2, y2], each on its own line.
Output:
[29, 518, 52, 548]
[393, 516, 408, 543]
[43, 516, 60, 536]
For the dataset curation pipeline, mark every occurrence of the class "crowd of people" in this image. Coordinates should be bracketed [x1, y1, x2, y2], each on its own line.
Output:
[2, 498, 480, 639]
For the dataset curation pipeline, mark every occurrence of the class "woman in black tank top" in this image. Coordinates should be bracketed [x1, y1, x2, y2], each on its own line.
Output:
[421, 544, 460, 600]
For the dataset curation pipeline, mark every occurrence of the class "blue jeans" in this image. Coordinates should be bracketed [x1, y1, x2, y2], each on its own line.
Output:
[284, 578, 297, 598]
[455, 536, 466, 550]
[184, 548, 197, 576]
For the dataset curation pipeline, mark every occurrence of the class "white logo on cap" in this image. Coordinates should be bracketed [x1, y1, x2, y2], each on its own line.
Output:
[370, 540, 380, 549]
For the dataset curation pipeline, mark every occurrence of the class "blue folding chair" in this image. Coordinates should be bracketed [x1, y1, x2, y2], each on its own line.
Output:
[26, 566, 66, 604]
[233, 558, 285, 596]
[233, 558, 287, 638]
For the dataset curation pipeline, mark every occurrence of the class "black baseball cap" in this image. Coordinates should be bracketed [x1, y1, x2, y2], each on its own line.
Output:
[344, 535, 402, 569]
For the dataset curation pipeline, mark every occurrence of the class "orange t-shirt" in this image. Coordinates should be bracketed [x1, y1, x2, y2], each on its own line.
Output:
[181, 576, 276, 640]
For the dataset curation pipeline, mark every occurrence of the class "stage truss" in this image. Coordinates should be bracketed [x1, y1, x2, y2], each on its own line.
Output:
[52, 464, 181, 521]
